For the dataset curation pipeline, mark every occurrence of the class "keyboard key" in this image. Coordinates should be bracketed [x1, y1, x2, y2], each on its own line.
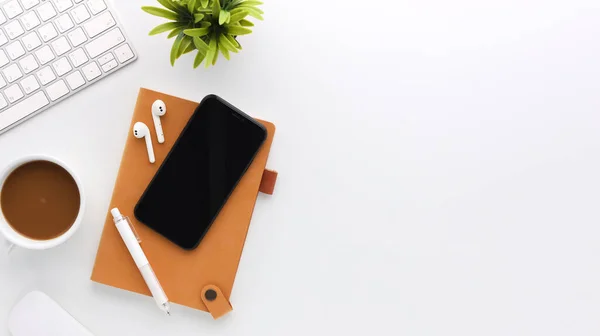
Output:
[52, 0, 73, 12]
[6, 41, 25, 60]
[55, 13, 74, 32]
[21, 0, 40, 10]
[20, 75, 40, 94]
[4, 84, 24, 103]
[101, 59, 118, 72]
[114, 44, 134, 63]
[5, 21, 25, 39]
[3, 1, 23, 19]
[37, 2, 57, 21]
[67, 27, 86, 47]
[35, 45, 55, 65]
[46, 80, 69, 101]
[52, 57, 72, 76]
[70, 5, 90, 24]
[38, 23, 58, 42]
[65, 71, 84, 89]
[0, 75, 6, 89]
[0, 92, 49, 130]
[97, 52, 114, 65]
[36, 66, 56, 85]
[20, 11, 40, 30]
[3, 64, 22, 83]
[0, 10, 6, 25]
[0, 94, 7, 109]
[85, 28, 124, 58]
[87, 0, 106, 15]
[82, 62, 100, 80]
[0, 51, 8, 67]
[83, 11, 114, 38]
[68, 48, 88, 67]
[22, 32, 42, 51]
[0, 30, 7, 46]
[51, 36, 71, 56]
[19, 55, 39, 74]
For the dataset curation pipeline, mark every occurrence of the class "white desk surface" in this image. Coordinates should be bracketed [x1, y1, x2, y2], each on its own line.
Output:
[1, 0, 600, 334]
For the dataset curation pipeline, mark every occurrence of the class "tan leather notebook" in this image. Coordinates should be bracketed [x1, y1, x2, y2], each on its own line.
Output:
[91, 88, 276, 318]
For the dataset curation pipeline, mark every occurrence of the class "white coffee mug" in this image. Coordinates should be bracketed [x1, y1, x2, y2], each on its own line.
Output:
[0, 155, 85, 251]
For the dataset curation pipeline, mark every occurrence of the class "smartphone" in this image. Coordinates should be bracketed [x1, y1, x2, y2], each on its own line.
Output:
[134, 95, 267, 250]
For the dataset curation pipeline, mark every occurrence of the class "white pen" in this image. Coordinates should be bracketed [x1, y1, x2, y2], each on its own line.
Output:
[111, 208, 171, 315]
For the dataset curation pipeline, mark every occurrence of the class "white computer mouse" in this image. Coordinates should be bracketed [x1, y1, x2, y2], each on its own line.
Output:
[8, 291, 94, 336]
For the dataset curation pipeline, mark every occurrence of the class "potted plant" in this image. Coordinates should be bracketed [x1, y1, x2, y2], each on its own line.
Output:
[142, 0, 263, 68]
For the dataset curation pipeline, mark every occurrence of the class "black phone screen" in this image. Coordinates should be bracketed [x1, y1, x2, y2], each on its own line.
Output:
[134, 95, 266, 250]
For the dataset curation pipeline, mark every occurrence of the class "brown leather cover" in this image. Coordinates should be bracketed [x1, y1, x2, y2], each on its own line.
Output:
[91, 88, 276, 313]
[259, 169, 278, 195]
[201, 285, 233, 319]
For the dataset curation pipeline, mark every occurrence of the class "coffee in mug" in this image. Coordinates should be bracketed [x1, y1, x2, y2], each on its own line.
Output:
[0, 156, 85, 250]
[1, 160, 80, 240]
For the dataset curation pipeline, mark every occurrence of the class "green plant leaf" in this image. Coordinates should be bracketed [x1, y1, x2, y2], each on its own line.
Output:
[142, 6, 179, 20]
[226, 25, 252, 35]
[219, 33, 238, 52]
[240, 1, 263, 6]
[213, 45, 219, 65]
[243, 7, 263, 20]
[194, 13, 204, 23]
[183, 42, 196, 54]
[194, 50, 206, 68]
[183, 27, 210, 37]
[229, 10, 247, 23]
[231, 0, 245, 5]
[193, 36, 209, 52]
[170, 33, 184, 66]
[167, 27, 184, 38]
[200, 21, 212, 28]
[170, 0, 189, 14]
[205, 37, 217, 68]
[187, 0, 196, 12]
[229, 8, 246, 16]
[149, 22, 187, 35]
[212, 0, 221, 18]
[219, 9, 230, 25]
[178, 35, 193, 57]
[212, 45, 219, 64]
[225, 34, 241, 49]
[239, 19, 253, 26]
[156, 0, 179, 13]
[219, 42, 230, 60]
[200, 0, 209, 8]
[227, 0, 252, 8]
[240, 5, 263, 14]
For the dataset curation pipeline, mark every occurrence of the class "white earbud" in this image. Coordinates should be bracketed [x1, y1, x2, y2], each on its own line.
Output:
[152, 100, 166, 144]
[133, 122, 155, 164]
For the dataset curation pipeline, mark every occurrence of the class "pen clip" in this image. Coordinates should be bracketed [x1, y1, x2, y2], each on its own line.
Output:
[124, 216, 141, 243]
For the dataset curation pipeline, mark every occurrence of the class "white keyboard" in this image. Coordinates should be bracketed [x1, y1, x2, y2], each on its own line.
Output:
[0, 0, 136, 134]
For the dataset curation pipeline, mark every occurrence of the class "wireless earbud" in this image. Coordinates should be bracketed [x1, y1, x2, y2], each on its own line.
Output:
[152, 100, 166, 144]
[133, 122, 155, 164]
